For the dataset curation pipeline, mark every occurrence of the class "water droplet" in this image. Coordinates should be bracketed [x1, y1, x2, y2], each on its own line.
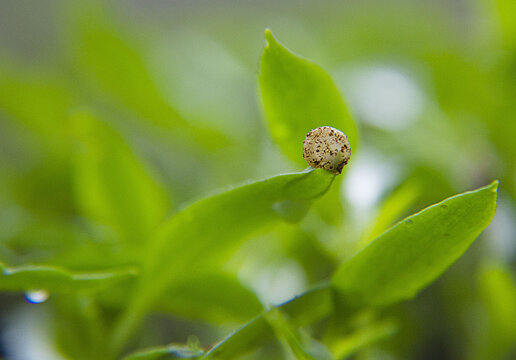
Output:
[406, 219, 414, 225]
[24, 290, 49, 304]
[441, 204, 448, 209]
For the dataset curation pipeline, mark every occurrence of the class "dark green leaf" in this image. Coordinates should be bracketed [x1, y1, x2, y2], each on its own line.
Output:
[332, 181, 498, 309]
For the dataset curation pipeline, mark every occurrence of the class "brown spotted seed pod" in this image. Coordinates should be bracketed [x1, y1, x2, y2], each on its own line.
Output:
[302, 126, 351, 174]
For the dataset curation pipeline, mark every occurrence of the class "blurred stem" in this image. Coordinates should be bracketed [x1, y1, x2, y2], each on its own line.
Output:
[265, 308, 316, 360]
[109, 294, 148, 357]
[331, 319, 397, 359]
[109, 271, 172, 357]
[80, 296, 107, 359]
[56, 294, 106, 360]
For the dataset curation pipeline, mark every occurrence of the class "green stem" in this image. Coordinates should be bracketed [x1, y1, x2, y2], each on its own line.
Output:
[108, 269, 175, 357]
[109, 296, 148, 357]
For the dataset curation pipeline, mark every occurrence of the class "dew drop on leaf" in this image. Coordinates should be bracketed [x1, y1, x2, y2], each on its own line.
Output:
[24, 290, 49, 304]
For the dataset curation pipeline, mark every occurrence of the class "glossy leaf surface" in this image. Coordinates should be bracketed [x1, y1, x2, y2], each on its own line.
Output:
[332, 181, 498, 309]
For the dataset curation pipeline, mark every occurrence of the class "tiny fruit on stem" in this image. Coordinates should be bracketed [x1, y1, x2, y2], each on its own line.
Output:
[303, 126, 351, 174]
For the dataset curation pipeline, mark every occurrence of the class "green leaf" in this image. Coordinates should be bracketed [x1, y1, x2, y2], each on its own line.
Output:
[259, 29, 358, 165]
[147, 168, 334, 278]
[332, 181, 499, 309]
[202, 285, 333, 360]
[0, 63, 76, 215]
[124, 344, 204, 360]
[93, 270, 261, 324]
[67, 3, 226, 150]
[358, 181, 420, 250]
[157, 272, 263, 324]
[202, 316, 270, 360]
[71, 111, 170, 244]
[474, 264, 516, 360]
[145, 169, 335, 295]
[0, 64, 71, 141]
[0, 262, 136, 293]
[492, 0, 516, 48]
[55, 295, 107, 360]
[111, 169, 336, 353]
[331, 319, 398, 360]
[265, 308, 319, 360]
[70, 7, 174, 126]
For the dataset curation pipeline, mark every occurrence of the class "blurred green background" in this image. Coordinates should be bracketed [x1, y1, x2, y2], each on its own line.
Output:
[1, 0, 516, 359]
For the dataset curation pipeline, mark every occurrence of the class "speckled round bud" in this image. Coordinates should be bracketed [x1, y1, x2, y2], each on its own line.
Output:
[302, 126, 351, 174]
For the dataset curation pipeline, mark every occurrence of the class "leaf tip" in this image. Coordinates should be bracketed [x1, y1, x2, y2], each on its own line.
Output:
[488, 179, 500, 193]
[264, 28, 274, 41]
[264, 28, 278, 50]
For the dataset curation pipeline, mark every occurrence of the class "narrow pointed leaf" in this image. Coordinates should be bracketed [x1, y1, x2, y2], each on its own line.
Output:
[72, 111, 170, 244]
[202, 285, 333, 360]
[0, 262, 136, 293]
[332, 181, 499, 309]
[358, 181, 420, 250]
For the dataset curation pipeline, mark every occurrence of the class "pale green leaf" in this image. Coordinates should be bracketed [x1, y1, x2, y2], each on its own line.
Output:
[71, 111, 170, 244]
[65, 3, 177, 124]
[67, 3, 226, 149]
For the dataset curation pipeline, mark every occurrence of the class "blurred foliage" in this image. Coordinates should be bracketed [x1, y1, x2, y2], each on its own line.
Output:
[0, 0, 515, 359]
